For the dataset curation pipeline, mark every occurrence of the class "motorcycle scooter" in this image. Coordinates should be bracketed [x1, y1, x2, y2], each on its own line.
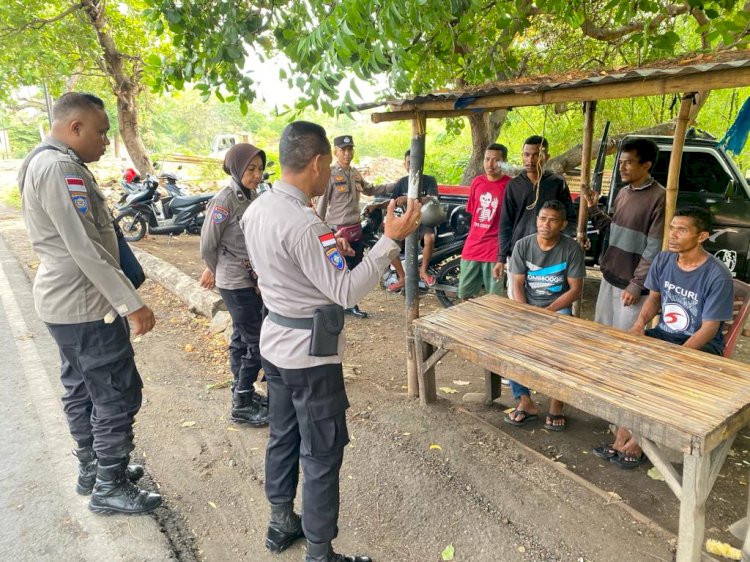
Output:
[362, 198, 470, 307]
[114, 176, 215, 242]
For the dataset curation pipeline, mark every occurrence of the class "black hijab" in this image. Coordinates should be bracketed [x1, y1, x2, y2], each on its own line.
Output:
[223, 143, 266, 187]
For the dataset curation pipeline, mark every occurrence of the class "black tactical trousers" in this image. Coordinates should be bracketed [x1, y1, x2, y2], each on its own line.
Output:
[46, 316, 142, 460]
[262, 358, 350, 544]
[219, 287, 264, 393]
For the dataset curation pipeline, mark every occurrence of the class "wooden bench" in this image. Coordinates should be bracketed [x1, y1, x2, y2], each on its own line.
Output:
[412, 295, 750, 562]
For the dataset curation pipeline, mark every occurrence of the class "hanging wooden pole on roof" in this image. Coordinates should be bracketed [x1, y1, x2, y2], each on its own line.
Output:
[406, 112, 427, 398]
[573, 100, 597, 317]
[662, 93, 697, 248]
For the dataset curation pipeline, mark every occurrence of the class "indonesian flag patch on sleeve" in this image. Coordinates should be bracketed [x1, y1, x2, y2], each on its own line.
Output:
[318, 232, 344, 270]
[65, 176, 85, 192]
[65, 176, 89, 215]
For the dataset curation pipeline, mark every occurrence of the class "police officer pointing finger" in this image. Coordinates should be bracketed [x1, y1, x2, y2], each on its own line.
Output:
[242, 121, 419, 562]
[18, 92, 160, 515]
[200, 143, 269, 427]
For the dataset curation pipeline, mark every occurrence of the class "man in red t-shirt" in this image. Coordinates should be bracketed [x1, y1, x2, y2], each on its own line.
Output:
[458, 143, 510, 299]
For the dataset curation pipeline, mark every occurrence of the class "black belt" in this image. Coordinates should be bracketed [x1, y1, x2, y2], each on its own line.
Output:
[267, 310, 313, 330]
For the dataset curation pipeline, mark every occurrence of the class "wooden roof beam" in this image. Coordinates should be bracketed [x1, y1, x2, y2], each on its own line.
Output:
[373, 66, 750, 121]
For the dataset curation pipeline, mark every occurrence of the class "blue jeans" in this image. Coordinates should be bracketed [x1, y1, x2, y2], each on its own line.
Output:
[509, 307, 571, 400]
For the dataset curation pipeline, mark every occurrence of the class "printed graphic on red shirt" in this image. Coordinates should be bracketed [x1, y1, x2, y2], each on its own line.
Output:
[461, 175, 509, 262]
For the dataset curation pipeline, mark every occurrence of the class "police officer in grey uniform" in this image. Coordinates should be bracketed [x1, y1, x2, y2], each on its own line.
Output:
[243, 121, 419, 562]
[316, 135, 393, 319]
[17, 92, 161, 515]
[200, 143, 269, 426]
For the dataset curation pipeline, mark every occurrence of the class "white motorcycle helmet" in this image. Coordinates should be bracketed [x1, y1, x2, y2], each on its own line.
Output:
[419, 196, 447, 227]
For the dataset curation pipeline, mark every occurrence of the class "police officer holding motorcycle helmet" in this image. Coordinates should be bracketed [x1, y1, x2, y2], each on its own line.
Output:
[200, 143, 269, 427]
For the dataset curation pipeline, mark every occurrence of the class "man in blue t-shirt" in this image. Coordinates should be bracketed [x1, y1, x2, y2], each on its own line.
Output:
[505, 200, 585, 431]
[594, 206, 734, 469]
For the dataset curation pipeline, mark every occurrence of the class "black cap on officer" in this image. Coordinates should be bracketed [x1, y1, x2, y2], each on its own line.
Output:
[333, 135, 354, 148]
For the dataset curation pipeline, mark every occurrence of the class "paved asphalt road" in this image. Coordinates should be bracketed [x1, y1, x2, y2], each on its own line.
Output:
[0, 234, 174, 561]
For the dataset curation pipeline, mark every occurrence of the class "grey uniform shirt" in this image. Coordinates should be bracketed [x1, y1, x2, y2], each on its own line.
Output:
[200, 179, 258, 290]
[18, 138, 143, 324]
[315, 163, 392, 227]
[243, 180, 400, 369]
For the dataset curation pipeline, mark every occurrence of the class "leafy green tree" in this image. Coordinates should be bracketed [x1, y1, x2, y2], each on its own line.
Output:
[147, 0, 750, 180]
[0, 0, 173, 172]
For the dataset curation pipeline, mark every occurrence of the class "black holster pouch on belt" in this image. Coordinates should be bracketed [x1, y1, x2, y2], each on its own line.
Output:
[309, 305, 344, 357]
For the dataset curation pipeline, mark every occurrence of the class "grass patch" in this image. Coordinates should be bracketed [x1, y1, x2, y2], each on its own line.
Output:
[0, 185, 21, 209]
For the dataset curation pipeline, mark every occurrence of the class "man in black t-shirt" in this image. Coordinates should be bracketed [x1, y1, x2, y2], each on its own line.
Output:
[365, 149, 439, 290]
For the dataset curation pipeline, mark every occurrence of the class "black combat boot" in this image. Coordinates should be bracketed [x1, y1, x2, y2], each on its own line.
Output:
[266, 502, 304, 553]
[73, 448, 145, 496]
[231, 390, 269, 426]
[305, 541, 372, 562]
[89, 460, 162, 515]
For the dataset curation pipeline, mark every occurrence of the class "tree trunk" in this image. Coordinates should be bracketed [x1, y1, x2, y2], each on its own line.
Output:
[546, 92, 710, 175]
[81, 0, 153, 174]
[461, 110, 508, 184]
[117, 89, 152, 172]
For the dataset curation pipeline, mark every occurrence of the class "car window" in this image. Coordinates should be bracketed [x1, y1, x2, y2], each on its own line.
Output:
[651, 150, 731, 195]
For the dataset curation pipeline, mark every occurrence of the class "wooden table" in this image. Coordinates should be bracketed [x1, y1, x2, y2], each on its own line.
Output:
[412, 295, 750, 562]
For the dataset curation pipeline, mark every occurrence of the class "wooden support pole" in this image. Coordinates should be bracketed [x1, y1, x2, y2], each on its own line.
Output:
[573, 100, 596, 318]
[663, 93, 696, 249]
[676, 452, 711, 562]
[406, 113, 427, 398]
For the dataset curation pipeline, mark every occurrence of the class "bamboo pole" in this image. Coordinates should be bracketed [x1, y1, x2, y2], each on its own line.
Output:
[663, 93, 696, 248]
[573, 100, 597, 317]
[406, 113, 427, 398]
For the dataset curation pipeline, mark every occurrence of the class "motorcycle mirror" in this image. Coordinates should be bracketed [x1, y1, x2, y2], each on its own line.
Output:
[266, 160, 276, 168]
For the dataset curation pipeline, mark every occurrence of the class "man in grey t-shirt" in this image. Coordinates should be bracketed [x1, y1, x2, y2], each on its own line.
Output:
[505, 200, 585, 431]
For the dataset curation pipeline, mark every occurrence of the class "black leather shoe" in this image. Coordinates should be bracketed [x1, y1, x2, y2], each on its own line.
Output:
[231, 390, 269, 426]
[306, 541, 372, 562]
[344, 306, 368, 319]
[74, 448, 145, 496]
[89, 461, 161, 515]
[266, 502, 304, 553]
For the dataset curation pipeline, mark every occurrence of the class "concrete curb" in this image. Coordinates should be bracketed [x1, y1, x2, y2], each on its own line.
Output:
[131, 246, 225, 319]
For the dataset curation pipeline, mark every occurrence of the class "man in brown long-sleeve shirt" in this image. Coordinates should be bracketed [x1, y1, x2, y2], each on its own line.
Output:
[584, 137, 665, 467]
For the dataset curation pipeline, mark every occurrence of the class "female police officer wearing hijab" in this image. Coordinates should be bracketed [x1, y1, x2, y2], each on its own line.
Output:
[200, 143, 269, 427]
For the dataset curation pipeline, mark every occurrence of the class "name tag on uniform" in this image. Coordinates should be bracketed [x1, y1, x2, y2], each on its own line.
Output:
[65, 176, 89, 215]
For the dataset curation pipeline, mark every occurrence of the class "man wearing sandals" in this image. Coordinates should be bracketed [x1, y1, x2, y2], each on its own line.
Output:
[594, 207, 733, 469]
[504, 200, 585, 431]
[365, 149, 439, 291]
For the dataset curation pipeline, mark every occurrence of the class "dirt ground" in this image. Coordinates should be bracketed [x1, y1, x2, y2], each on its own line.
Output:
[4, 212, 750, 562]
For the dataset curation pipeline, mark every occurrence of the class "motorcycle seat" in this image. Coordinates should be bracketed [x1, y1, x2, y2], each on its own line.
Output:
[169, 193, 215, 207]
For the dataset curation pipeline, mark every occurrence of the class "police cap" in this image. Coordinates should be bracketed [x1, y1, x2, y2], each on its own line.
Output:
[333, 135, 355, 148]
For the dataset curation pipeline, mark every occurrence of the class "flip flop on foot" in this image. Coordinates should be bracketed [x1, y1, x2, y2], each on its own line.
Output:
[420, 273, 436, 286]
[610, 451, 647, 470]
[388, 280, 405, 292]
[592, 444, 620, 460]
[504, 408, 538, 426]
[544, 414, 566, 431]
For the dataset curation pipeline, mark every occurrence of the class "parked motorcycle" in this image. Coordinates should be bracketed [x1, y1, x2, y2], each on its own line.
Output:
[363, 196, 470, 308]
[114, 176, 215, 241]
[117, 169, 189, 207]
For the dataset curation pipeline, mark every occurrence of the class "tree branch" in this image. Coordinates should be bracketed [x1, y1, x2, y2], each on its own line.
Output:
[0, 3, 83, 38]
[580, 4, 689, 41]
